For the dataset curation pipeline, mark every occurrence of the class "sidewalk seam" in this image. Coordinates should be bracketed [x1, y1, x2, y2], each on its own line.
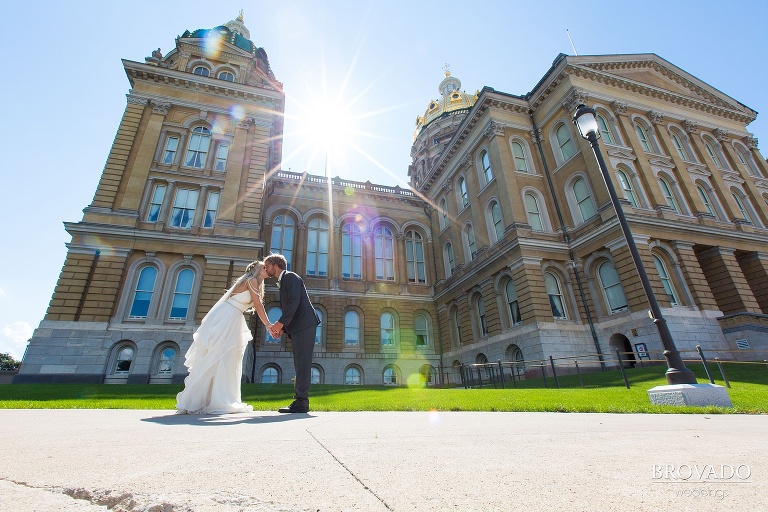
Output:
[307, 430, 394, 511]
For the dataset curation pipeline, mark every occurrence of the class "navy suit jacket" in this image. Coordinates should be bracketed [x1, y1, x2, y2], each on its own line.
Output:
[277, 271, 319, 335]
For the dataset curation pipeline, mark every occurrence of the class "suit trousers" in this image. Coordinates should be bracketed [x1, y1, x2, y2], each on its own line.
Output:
[291, 324, 315, 402]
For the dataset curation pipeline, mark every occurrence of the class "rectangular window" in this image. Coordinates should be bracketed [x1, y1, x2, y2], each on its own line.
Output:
[162, 137, 179, 164]
[169, 188, 199, 229]
[146, 184, 166, 223]
[203, 191, 219, 228]
[215, 144, 229, 171]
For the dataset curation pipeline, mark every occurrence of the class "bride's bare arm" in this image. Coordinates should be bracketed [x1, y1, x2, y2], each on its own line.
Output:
[247, 279, 272, 327]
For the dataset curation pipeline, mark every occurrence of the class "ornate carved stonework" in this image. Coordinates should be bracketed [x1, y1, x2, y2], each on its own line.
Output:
[238, 117, 254, 129]
[150, 100, 171, 115]
[682, 120, 698, 134]
[528, 129, 543, 143]
[714, 128, 729, 141]
[648, 111, 665, 125]
[484, 121, 505, 139]
[611, 101, 627, 116]
[461, 153, 473, 168]
[561, 89, 589, 113]
[743, 136, 758, 149]
[126, 96, 148, 106]
[441, 180, 453, 193]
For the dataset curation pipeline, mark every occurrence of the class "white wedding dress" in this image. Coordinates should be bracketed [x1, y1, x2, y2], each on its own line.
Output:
[176, 290, 255, 414]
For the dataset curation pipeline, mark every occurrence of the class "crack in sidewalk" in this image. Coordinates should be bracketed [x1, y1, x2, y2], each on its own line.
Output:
[306, 430, 394, 511]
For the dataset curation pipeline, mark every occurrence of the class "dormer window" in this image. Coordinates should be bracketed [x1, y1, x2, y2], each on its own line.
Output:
[193, 66, 210, 77]
[218, 71, 235, 82]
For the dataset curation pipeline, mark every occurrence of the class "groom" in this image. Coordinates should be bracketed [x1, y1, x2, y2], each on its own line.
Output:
[264, 253, 320, 413]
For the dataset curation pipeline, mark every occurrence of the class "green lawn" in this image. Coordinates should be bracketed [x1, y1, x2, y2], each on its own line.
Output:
[1, 363, 766, 414]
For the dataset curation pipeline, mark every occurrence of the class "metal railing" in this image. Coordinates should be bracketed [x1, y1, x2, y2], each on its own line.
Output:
[450, 346, 768, 390]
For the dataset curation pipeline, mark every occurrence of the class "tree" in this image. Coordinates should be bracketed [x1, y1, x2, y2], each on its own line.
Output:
[0, 352, 21, 371]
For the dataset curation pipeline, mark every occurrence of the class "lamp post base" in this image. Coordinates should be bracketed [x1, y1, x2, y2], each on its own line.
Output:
[648, 384, 732, 407]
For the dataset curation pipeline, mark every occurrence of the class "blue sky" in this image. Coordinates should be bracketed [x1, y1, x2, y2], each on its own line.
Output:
[1, 0, 767, 359]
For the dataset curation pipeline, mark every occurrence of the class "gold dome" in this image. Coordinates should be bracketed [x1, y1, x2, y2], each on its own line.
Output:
[414, 71, 477, 137]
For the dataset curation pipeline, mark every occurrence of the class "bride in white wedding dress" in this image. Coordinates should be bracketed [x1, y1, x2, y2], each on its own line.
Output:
[176, 260, 272, 414]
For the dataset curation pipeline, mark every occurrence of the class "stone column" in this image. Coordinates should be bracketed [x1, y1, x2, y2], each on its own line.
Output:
[219, 117, 251, 224]
[485, 121, 526, 229]
[736, 251, 768, 315]
[294, 222, 307, 276]
[118, 100, 170, 213]
[696, 246, 761, 314]
[670, 241, 718, 311]
[396, 232, 407, 284]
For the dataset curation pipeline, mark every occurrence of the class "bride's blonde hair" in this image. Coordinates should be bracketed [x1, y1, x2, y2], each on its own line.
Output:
[231, 260, 265, 301]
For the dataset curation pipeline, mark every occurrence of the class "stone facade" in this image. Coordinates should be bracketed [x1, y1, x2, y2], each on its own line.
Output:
[16, 20, 768, 386]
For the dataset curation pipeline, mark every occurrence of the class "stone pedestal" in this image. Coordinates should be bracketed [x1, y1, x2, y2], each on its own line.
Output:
[647, 384, 732, 407]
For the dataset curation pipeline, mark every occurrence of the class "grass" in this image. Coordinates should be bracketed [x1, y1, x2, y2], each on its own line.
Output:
[1, 362, 766, 414]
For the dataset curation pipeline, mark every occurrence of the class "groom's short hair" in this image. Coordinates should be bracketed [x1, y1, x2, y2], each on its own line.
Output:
[265, 253, 287, 270]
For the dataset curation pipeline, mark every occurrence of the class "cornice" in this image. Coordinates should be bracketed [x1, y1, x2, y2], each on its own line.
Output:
[560, 63, 755, 124]
[122, 59, 284, 107]
[64, 221, 266, 250]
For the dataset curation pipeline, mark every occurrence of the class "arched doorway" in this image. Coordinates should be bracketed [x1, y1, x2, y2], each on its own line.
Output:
[609, 333, 636, 368]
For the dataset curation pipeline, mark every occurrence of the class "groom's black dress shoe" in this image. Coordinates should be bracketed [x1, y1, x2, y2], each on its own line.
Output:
[278, 401, 309, 413]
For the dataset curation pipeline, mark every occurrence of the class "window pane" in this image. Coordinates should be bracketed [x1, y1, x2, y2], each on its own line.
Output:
[130, 267, 157, 317]
[170, 269, 194, 319]
[266, 307, 283, 342]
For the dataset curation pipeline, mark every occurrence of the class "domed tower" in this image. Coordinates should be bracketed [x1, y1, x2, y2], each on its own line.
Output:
[409, 69, 478, 190]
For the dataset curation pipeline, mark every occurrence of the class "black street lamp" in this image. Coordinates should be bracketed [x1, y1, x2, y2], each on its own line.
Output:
[572, 104, 697, 385]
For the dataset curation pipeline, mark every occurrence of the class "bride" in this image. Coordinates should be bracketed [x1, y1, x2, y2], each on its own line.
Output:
[176, 260, 272, 414]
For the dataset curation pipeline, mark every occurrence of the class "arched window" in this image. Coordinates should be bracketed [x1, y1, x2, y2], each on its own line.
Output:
[573, 177, 597, 221]
[545, 272, 567, 319]
[652, 255, 678, 305]
[659, 177, 679, 213]
[383, 366, 399, 385]
[465, 224, 477, 260]
[184, 126, 211, 168]
[704, 140, 722, 168]
[671, 132, 690, 161]
[169, 269, 195, 319]
[342, 222, 363, 279]
[635, 123, 652, 152]
[192, 66, 210, 77]
[266, 307, 283, 343]
[307, 219, 329, 277]
[524, 192, 544, 232]
[414, 313, 429, 347]
[405, 230, 426, 283]
[505, 279, 522, 325]
[697, 185, 718, 219]
[170, 188, 199, 229]
[380, 312, 395, 346]
[129, 266, 157, 318]
[731, 192, 755, 224]
[261, 367, 278, 383]
[114, 346, 134, 374]
[617, 170, 638, 207]
[344, 311, 360, 346]
[735, 146, 761, 177]
[439, 198, 449, 230]
[314, 308, 323, 345]
[444, 242, 455, 277]
[556, 124, 576, 161]
[452, 307, 462, 346]
[374, 226, 395, 281]
[481, 150, 493, 184]
[511, 141, 529, 172]
[157, 346, 176, 375]
[311, 366, 322, 384]
[489, 201, 504, 243]
[475, 294, 488, 336]
[420, 364, 436, 386]
[598, 261, 628, 313]
[597, 114, 614, 144]
[270, 215, 294, 270]
[345, 366, 361, 385]
[218, 71, 235, 82]
[458, 177, 469, 208]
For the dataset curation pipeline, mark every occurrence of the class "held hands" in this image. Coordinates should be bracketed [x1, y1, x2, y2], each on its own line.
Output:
[269, 321, 284, 339]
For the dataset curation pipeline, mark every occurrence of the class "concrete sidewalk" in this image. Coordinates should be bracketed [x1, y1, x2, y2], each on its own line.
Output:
[0, 410, 766, 511]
